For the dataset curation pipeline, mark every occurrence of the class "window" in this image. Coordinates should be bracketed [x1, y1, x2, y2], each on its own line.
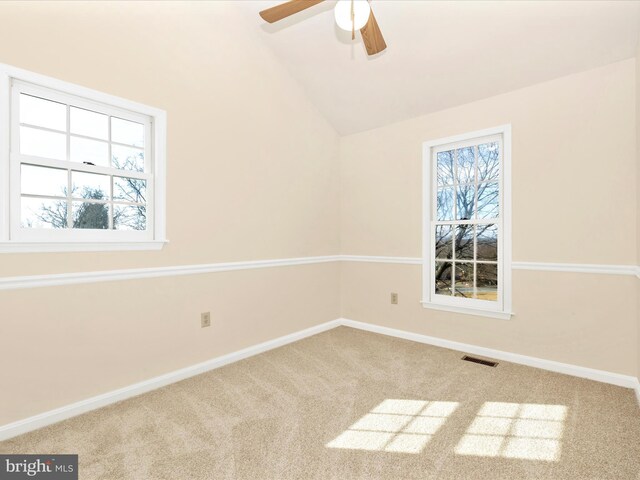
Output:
[422, 126, 511, 319]
[0, 63, 166, 252]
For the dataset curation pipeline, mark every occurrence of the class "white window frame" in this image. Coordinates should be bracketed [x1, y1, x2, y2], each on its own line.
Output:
[0, 63, 167, 253]
[421, 125, 512, 320]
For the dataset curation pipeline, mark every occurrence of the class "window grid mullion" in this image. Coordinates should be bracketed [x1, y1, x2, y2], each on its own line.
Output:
[109, 175, 114, 230]
[452, 148, 457, 297]
[65, 104, 71, 229]
[66, 168, 72, 229]
[108, 114, 114, 230]
[474, 145, 478, 219]
[473, 145, 478, 298]
[19, 122, 145, 152]
[433, 219, 497, 226]
[20, 192, 143, 207]
[451, 261, 455, 297]
[18, 123, 66, 136]
[453, 148, 458, 223]
[436, 257, 497, 266]
[473, 262, 477, 299]
[16, 154, 149, 180]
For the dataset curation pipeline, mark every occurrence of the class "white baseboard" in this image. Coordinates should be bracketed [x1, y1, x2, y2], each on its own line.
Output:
[1, 317, 637, 441]
[340, 318, 639, 389]
[0, 319, 342, 442]
[635, 380, 640, 407]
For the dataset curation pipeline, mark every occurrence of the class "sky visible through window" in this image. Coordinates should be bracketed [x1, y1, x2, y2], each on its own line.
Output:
[17, 92, 148, 231]
[434, 140, 500, 302]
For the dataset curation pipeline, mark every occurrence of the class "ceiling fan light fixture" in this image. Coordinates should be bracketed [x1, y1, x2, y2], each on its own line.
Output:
[334, 0, 371, 32]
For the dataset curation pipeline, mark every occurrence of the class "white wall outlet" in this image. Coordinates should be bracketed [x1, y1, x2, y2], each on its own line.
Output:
[201, 312, 211, 328]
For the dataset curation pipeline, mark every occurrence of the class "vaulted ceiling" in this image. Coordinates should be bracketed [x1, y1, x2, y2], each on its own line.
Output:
[239, 1, 640, 135]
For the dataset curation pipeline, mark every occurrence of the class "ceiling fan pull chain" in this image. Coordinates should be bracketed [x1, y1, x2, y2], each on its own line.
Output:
[351, 0, 355, 40]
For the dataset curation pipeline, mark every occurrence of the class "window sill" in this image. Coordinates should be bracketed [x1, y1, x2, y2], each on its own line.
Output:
[0, 240, 168, 253]
[421, 301, 513, 320]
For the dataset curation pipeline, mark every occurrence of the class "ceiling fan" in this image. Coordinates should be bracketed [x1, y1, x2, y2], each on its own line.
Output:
[259, 0, 387, 56]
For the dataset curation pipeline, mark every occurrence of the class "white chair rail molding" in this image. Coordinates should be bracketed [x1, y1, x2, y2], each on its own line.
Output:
[0, 255, 637, 291]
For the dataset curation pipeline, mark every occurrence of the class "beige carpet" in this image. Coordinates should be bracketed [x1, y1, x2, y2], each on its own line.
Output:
[1, 326, 639, 479]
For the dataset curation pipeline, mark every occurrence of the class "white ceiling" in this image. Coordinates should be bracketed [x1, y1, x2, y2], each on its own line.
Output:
[239, 1, 640, 135]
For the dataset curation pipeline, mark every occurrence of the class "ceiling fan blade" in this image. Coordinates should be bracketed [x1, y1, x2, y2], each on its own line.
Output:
[360, 8, 387, 55]
[259, 0, 324, 23]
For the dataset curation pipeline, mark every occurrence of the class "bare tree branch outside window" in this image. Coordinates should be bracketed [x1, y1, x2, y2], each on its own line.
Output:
[434, 142, 499, 301]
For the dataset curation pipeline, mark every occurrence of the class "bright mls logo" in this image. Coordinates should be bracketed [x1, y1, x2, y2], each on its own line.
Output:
[0, 455, 77, 480]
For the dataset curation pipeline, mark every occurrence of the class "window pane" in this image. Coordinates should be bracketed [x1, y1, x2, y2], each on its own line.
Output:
[456, 146, 475, 184]
[455, 225, 474, 260]
[72, 201, 109, 229]
[21, 164, 67, 198]
[111, 117, 144, 147]
[454, 263, 474, 298]
[70, 136, 109, 167]
[434, 262, 453, 296]
[71, 171, 110, 200]
[477, 182, 499, 219]
[456, 184, 475, 220]
[20, 94, 66, 131]
[476, 263, 498, 301]
[437, 150, 454, 186]
[111, 144, 145, 172]
[113, 176, 146, 203]
[477, 224, 498, 261]
[478, 142, 499, 182]
[70, 107, 108, 140]
[20, 126, 66, 160]
[435, 225, 453, 259]
[21, 197, 68, 229]
[113, 204, 146, 231]
[436, 187, 454, 221]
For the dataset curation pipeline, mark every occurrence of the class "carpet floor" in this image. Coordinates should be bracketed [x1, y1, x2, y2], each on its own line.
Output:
[1, 326, 639, 479]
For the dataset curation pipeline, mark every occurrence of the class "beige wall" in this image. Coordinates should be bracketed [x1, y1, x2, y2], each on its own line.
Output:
[0, 263, 339, 425]
[0, 2, 341, 425]
[341, 264, 636, 376]
[0, 1, 340, 277]
[340, 59, 639, 377]
[0, 2, 638, 428]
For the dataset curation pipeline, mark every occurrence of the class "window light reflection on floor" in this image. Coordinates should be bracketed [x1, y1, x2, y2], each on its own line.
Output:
[326, 399, 460, 454]
[454, 402, 567, 462]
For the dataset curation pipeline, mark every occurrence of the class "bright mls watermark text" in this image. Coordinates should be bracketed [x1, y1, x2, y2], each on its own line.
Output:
[0, 455, 77, 480]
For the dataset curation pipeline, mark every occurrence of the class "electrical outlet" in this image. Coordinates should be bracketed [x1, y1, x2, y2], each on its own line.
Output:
[391, 293, 398, 304]
[201, 312, 211, 328]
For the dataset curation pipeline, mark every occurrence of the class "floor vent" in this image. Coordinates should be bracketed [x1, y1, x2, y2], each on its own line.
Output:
[461, 355, 498, 367]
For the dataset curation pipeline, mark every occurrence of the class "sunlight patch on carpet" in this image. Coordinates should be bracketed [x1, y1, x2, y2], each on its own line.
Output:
[454, 402, 567, 461]
[326, 399, 459, 454]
